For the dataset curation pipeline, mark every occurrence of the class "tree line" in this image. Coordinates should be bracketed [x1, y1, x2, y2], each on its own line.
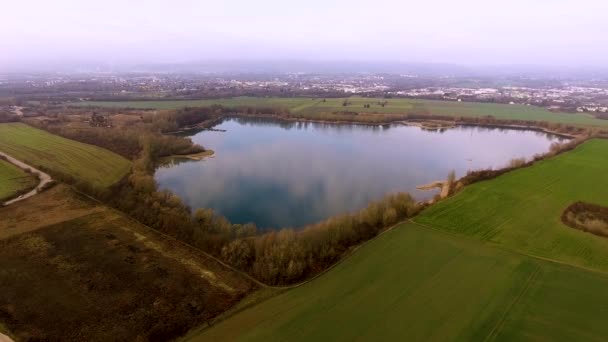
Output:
[0, 111, 19, 123]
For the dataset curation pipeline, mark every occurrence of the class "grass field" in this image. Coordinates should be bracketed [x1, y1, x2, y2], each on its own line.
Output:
[415, 139, 608, 273]
[0, 159, 37, 201]
[76, 96, 608, 127]
[0, 185, 254, 341]
[188, 223, 608, 341]
[0, 123, 131, 187]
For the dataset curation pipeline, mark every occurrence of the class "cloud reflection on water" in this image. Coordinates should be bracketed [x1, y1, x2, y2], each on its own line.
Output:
[155, 118, 564, 229]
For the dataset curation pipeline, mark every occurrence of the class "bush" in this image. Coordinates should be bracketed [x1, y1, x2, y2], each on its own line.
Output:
[562, 201, 608, 238]
[508, 157, 527, 168]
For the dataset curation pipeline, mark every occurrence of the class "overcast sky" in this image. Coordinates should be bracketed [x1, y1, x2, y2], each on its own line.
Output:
[1, 0, 606, 71]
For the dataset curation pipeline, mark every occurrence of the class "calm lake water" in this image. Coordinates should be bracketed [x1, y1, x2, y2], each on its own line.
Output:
[156, 118, 566, 229]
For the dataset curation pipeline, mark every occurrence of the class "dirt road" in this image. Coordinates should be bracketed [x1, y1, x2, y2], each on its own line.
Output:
[1, 151, 52, 206]
[0, 332, 14, 342]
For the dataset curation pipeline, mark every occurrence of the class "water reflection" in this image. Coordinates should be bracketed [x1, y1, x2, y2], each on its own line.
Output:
[155, 118, 566, 229]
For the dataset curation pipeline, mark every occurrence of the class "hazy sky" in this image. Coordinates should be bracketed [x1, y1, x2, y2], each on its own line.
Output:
[1, 0, 606, 70]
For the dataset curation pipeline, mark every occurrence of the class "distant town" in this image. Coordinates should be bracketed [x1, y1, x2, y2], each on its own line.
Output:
[1, 72, 607, 115]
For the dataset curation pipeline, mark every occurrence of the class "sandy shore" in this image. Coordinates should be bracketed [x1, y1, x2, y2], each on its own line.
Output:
[166, 149, 215, 161]
[416, 180, 450, 199]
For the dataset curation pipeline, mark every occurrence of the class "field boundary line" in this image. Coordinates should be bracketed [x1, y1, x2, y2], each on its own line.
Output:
[411, 219, 608, 278]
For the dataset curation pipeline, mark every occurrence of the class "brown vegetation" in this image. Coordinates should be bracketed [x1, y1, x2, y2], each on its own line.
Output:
[0, 112, 18, 123]
[507, 157, 527, 168]
[0, 185, 254, 341]
[29, 109, 209, 159]
[0, 185, 98, 240]
[446, 170, 456, 196]
[562, 202, 608, 238]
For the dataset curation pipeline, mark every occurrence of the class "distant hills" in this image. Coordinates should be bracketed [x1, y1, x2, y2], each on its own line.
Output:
[2, 59, 608, 79]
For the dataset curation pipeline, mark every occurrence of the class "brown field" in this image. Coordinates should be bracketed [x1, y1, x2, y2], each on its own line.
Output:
[0, 185, 255, 341]
[0, 186, 103, 240]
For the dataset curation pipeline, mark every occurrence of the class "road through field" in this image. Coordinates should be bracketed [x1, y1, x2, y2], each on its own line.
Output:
[0, 151, 52, 206]
[0, 332, 14, 342]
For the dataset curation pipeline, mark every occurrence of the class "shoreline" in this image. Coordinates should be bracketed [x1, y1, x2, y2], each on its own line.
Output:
[403, 120, 456, 130]
[416, 180, 450, 202]
[165, 118, 226, 134]
[224, 114, 581, 139]
[227, 114, 394, 127]
[456, 122, 577, 139]
[162, 149, 215, 161]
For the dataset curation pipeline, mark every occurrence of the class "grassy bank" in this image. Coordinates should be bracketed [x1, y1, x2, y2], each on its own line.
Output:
[0, 123, 131, 187]
[415, 139, 608, 273]
[187, 222, 608, 341]
[0, 159, 37, 201]
[76, 96, 608, 127]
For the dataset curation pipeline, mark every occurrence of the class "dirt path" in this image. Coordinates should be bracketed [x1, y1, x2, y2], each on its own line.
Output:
[1, 151, 52, 206]
[0, 332, 14, 342]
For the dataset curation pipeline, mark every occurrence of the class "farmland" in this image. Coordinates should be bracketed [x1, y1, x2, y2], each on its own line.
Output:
[188, 222, 608, 341]
[5, 100, 608, 341]
[76, 96, 608, 127]
[0, 123, 131, 188]
[415, 139, 608, 273]
[0, 185, 255, 341]
[0, 159, 37, 202]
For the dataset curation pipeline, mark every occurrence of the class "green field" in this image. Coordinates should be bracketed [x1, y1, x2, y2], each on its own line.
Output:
[77, 96, 608, 127]
[0, 123, 131, 187]
[0, 159, 37, 201]
[415, 139, 608, 273]
[188, 223, 608, 341]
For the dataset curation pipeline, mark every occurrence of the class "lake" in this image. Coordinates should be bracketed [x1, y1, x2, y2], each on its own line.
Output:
[155, 117, 566, 229]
